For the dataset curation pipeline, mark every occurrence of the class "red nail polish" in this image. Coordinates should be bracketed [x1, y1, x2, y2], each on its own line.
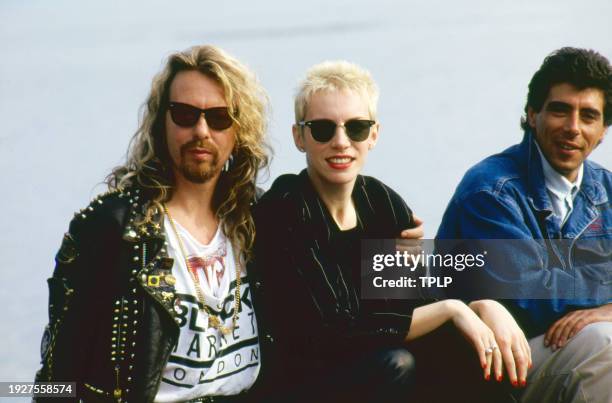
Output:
[496, 374, 502, 382]
[485, 374, 490, 381]
[512, 380, 518, 387]
[521, 380, 527, 387]
[482, 363, 486, 369]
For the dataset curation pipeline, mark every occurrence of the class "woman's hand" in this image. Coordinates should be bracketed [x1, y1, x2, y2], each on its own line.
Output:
[469, 299, 532, 387]
[406, 299, 503, 382]
[447, 300, 502, 382]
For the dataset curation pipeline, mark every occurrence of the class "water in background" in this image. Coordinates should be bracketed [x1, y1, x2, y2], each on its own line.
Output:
[1, 0, 610, 385]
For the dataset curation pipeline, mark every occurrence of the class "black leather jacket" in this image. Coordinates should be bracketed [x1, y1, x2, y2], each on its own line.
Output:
[36, 187, 183, 402]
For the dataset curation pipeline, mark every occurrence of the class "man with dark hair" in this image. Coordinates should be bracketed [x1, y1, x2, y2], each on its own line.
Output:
[35, 45, 270, 402]
[438, 47, 612, 402]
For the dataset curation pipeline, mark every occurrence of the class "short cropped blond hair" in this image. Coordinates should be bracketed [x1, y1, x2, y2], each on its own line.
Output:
[294, 60, 379, 123]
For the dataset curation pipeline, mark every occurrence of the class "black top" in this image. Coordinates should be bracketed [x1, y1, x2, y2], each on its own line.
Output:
[251, 170, 418, 391]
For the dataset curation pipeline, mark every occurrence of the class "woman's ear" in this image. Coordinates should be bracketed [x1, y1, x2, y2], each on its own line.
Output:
[293, 124, 306, 152]
[368, 122, 380, 150]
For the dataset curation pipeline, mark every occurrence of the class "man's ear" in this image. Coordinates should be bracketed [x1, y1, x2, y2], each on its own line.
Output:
[597, 126, 608, 146]
[527, 107, 538, 129]
[293, 124, 305, 152]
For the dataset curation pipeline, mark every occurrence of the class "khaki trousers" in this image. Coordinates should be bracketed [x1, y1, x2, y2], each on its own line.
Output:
[520, 322, 612, 403]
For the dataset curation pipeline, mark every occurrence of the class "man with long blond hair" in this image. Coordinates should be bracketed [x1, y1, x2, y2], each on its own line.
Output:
[35, 45, 269, 402]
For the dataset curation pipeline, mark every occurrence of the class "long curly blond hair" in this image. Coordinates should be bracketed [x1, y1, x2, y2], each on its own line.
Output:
[107, 45, 270, 257]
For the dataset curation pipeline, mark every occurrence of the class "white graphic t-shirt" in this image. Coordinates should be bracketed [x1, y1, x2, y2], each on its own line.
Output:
[154, 218, 260, 402]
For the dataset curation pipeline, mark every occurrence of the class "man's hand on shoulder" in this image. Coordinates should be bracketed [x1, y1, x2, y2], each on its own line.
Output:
[545, 304, 612, 351]
[397, 215, 424, 257]
[400, 215, 424, 239]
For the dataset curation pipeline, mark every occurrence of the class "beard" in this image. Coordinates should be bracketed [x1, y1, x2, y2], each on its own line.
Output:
[178, 139, 220, 184]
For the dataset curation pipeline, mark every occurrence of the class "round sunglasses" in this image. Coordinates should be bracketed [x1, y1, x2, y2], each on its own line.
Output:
[297, 119, 375, 143]
[168, 102, 233, 131]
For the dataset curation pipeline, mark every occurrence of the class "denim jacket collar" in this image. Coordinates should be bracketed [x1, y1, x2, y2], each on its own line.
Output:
[523, 131, 554, 214]
[580, 162, 609, 206]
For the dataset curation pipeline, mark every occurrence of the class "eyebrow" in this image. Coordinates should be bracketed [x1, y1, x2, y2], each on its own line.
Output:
[546, 101, 602, 117]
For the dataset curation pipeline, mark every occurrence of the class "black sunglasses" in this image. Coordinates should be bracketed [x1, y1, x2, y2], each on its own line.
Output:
[168, 102, 233, 131]
[297, 119, 375, 143]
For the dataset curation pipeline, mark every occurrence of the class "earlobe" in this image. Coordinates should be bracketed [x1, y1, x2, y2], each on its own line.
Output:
[292, 125, 305, 152]
[367, 138, 376, 150]
[597, 128, 608, 146]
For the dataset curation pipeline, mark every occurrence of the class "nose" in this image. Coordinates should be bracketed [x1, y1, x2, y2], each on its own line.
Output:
[193, 113, 211, 139]
[329, 125, 351, 149]
[564, 112, 580, 136]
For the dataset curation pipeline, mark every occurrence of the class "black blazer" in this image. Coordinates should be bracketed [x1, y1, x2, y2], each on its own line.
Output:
[251, 170, 418, 393]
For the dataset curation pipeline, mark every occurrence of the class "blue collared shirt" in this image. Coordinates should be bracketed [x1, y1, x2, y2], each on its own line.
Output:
[535, 141, 583, 227]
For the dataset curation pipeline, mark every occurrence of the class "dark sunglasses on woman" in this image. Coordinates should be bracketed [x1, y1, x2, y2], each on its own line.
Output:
[298, 119, 375, 143]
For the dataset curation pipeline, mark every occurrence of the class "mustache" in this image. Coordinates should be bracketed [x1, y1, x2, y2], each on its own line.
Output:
[180, 139, 218, 157]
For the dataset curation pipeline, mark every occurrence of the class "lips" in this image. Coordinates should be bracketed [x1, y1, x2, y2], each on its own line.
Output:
[189, 147, 213, 155]
[181, 140, 218, 161]
[189, 148, 217, 163]
[555, 141, 581, 157]
[326, 155, 354, 169]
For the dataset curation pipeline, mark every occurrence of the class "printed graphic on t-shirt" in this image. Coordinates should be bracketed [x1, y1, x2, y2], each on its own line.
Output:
[160, 280, 259, 393]
[188, 252, 225, 290]
[155, 219, 260, 402]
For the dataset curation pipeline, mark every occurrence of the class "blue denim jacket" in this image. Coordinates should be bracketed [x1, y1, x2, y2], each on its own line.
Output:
[436, 132, 612, 337]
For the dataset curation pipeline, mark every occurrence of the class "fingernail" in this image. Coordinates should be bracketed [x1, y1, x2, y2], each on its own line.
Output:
[544, 339, 549, 346]
[482, 363, 486, 369]
[485, 374, 490, 381]
[512, 380, 518, 387]
[496, 374, 502, 382]
[521, 380, 527, 387]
